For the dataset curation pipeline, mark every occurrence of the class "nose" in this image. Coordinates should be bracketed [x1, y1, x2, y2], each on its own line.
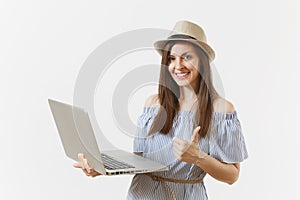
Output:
[174, 57, 184, 69]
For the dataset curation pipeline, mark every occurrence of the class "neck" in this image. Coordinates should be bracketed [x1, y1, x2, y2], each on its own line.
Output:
[179, 86, 197, 101]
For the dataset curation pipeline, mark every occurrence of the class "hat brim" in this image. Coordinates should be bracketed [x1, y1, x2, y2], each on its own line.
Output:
[154, 38, 215, 62]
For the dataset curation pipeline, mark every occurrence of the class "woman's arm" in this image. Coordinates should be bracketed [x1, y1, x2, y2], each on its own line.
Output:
[173, 98, 242, 185]
[173, 127, 240, 185]
[200, 98, 240, 184]
[195, 153, 240, 185]
[172, 97, 242, 184]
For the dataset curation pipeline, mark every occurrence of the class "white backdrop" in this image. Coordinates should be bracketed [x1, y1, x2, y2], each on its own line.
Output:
[1, 0, 299, 199]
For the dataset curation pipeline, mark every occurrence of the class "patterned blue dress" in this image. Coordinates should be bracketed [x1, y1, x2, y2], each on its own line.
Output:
[127, 107, 248, 200]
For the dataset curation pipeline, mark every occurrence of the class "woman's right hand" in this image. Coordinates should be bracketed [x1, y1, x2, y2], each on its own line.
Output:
[73, 153, 101, 177]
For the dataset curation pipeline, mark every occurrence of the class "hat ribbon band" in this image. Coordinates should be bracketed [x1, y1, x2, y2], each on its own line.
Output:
[167, 34, 196, 40]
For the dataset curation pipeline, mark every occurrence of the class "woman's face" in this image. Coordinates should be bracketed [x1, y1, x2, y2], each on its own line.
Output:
[168, 42, 200, 90]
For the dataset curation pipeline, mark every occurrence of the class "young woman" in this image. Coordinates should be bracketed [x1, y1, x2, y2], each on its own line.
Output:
[74, 20, 248, 200]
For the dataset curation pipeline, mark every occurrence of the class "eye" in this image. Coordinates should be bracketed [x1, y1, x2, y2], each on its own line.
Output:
[168, 56, 176, 61]
[183, 55, 192, 60]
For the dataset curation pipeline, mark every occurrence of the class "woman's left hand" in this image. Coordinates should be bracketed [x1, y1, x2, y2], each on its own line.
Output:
[172, 126, 203, 164]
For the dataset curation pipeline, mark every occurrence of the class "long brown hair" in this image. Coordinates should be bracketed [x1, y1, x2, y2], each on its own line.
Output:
[148, 41, 219, 137]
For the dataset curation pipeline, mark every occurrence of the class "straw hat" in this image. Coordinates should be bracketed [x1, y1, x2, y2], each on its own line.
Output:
[154, 20, 215, 61]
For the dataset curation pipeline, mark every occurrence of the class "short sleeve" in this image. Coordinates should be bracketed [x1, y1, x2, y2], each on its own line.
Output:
[209, 111, 248, 163]
[133, 107, 156, 153]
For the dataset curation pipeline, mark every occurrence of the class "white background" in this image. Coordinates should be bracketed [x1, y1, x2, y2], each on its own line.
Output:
[1, 0, 300, 199]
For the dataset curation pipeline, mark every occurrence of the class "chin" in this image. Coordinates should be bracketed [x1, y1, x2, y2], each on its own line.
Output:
[175, 81, 192, 87]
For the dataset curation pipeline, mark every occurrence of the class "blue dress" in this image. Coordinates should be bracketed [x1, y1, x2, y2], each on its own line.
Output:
[127, 107, 248, 200]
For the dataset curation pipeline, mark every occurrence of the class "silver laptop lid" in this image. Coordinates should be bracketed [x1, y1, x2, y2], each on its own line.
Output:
[48, 99, 106, 174]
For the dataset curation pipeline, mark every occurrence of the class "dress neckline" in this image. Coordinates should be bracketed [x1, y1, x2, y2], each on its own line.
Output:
[143, 106, 237, 120]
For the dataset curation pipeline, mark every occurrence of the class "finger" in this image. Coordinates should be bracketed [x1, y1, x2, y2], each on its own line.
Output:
[191, 126, 201, 143]
[172, 138, 180, 146]
[172, 147, 180, 158]
[82, 168, 91, 176]
[173, 137, 186, 146]
[173, 146, 182, 156]
[73, 162, 82, 168]
[173, 137, 191, 149]
[173, 142, 186, 156]
[172, 140, 184, 150]
[173, 148, 184, 161]
[173, 141, 189, 154]
[85, 169, 99, 177]
[172, 136, 180, 142]
[83, 159, 91, 173]
[78, 153, 84, 161]
[90, 171, 101, 178]
[78, 153, 85, 169]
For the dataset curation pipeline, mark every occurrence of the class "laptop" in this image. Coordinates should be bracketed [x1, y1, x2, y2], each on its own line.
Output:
[48, 99, 168, 175]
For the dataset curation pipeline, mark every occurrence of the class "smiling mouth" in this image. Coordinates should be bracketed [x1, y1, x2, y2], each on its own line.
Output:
[175, 72, 190, 79]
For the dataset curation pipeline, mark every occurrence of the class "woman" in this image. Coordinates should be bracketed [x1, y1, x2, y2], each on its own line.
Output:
[74, 20, 248, 200]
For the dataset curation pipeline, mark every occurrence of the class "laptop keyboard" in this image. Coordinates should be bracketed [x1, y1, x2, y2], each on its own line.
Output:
[101, 153, 135, 170]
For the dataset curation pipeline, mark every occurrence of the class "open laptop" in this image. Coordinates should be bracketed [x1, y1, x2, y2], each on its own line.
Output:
[48, 99, 168, 175]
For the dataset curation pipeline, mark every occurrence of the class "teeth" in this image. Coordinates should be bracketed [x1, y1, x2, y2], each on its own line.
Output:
[176, 72, 188, 77]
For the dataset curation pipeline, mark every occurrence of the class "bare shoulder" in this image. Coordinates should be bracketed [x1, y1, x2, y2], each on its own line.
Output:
[144, 94, 160, 107]
[213, 97, 235, 113]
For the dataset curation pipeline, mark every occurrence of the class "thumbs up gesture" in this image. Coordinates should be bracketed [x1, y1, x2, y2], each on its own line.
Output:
[173, 126, 206, 164]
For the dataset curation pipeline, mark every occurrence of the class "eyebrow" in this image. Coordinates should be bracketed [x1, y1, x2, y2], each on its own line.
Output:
[169, 51, 193, 57]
